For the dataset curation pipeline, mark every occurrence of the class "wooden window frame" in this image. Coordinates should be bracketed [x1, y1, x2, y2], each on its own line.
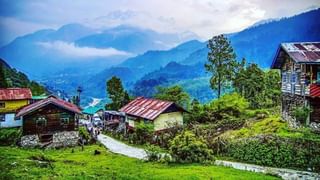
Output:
[60, 117, 70, 125]
[36, 117, 47, 127]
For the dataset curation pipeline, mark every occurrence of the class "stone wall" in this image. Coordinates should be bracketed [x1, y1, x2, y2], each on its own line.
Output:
[20, 131, 79, 148]
[281, 93, 306, 128]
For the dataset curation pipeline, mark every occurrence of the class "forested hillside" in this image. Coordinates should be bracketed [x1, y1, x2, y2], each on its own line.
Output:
[0, 59, 47, 95]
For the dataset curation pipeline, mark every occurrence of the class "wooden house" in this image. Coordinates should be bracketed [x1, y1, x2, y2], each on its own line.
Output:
[119, 97, 187, 131]
[271, 42, 320, 126]
[0, 88, 32, 128]
[16, 96, 81, 146]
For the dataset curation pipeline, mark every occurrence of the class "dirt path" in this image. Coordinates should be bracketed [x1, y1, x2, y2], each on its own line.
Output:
[97, 134, 147, 159]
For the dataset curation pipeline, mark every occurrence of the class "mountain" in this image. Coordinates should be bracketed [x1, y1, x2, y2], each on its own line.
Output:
[0, 58, 47, 96]
[76, 25, 199, 54]
[0, 24, 196, 78]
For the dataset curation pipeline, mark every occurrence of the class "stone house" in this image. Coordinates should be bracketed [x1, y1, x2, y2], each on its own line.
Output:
[271, 42, 320, 128]
[0, 88, 32, 128]
[16, 96, 82, 147]
[119, 97, 187, 131]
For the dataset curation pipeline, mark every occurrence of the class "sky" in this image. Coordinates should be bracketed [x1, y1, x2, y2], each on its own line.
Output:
[0, 0, 319, 47]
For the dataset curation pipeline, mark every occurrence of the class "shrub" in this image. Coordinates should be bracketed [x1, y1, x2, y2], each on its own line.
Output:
[225, 135, 320, 172]
[169, 131, 215, 163]
[145, 144, 166, 162]
[293, 106, 312, 124]
[0, 128, 22, 146]
[132, 121, 154, 144]
[206, 93, 249, 120]
[79, 126, 90, 143]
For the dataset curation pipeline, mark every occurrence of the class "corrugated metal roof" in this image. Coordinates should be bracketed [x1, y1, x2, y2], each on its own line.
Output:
[119, 97, 175, 120]
[282, 42, 320, 63]
[0, 88, 32, 100]
[16, 96, 81, 117]
[271, 42, 320, 69]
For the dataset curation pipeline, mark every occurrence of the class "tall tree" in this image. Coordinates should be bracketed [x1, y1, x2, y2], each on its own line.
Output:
[0, 64, 8, 88]
[205, 34, 237, 98]
[106, 76, 130, 110]
[154, 85, 190, 109]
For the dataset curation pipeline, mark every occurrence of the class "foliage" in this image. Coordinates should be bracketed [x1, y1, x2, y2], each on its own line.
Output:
[0, 60, 47, 95]
[145, 144, 167, 162]
[0, 145, 278, 179]
[154, 85, 190, 109]
[169, 131, 215, 163]
[130, 121, 154, 144]
[78, 126, 90, 142]
[106, 76, 130, 110]
[293, 106, 312, 124]
[233, 61, 280, 108]
[206, 93, 249, 120]
[0, 128, 22, 146]
[225, 135, 320, 172]
[205, 34, 237, 98]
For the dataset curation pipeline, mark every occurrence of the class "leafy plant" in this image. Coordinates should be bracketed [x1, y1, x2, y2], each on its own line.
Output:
[293, 106, 312, 124]
[0, 128, 22, 146]
[79, 126, 90, 142]
[169, 131, 215, 163]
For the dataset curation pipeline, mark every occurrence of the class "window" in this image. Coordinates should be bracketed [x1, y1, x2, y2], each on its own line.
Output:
[60, 117, 69, 125]
[36, 117, 47, 127]
[291, 73, 296, 83]
[282, 73, 287, 83]
[0, 114, 5, 122]
[0, 102, 5, 108]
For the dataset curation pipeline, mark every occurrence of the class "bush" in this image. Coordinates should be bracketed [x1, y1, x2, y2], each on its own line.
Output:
[293, 106, 312, 124]
[132, 121, 154, 144]
[145, 144, 166, 162]
[169, 131, 215, 163]
[206, 93, 249, 121]
[0, 128, 22, 146]
[79, 126, 90, 143]
[225, 135, 320, 172]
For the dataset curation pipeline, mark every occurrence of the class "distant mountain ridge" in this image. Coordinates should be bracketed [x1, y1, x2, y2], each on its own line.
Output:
[1, 9, 320, 104]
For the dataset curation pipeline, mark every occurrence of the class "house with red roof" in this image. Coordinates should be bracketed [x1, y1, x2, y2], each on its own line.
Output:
[119, 97, 187, 131]
[271, 42, 320, 126]
[16, 96, 81, 147]
[0, 88, 32, 128]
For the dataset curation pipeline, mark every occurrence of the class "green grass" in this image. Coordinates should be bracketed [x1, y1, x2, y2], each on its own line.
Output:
[0, 145, 279, 179]
[221, 116, 320, 141]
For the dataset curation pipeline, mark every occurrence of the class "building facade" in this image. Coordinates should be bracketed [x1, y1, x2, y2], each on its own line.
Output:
[16, 96, 81, 147]
[271, 42, 320, 127]
[119, 97, 186, 131]
[0, 88, 32, 128]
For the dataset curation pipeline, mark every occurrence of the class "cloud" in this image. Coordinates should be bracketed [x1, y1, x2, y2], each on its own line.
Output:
[37, 41, 133, 58]
[1, 0, 320, 43]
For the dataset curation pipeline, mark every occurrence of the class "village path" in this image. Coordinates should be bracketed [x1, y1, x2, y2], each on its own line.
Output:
[97, 134, 319, 180]
[97, 134, 147, 159]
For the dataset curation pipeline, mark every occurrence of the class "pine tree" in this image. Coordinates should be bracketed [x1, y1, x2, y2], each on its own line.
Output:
[106, 76, 129, 110]
[205, 34, 237, 98]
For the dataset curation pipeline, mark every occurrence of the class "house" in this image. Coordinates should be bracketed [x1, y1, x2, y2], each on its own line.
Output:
[104, 110, 126, 131]
[82, 106, 104, 121]
[0, 88, 32, 128]
[119, 97, 187, 131]
[16, 96, 82, 147]
[271, 42, 320, 127]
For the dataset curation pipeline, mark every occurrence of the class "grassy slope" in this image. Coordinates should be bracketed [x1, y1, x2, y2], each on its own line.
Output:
[220, 116, 320, 141]
[0, 145, 279, 179]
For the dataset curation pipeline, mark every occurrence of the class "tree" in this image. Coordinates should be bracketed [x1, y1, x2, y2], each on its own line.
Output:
[0, 64, 8, 88]
[233, 62, 281, 108]
[205, 34, 237, 98]
[106, 76, 130, 110]
[154, 85, 190, 109]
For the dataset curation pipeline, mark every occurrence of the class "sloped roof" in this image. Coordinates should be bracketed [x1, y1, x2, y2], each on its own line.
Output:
[16, 96, 81, 117]
[0, 88, 32, 100]
[119, 97, 186, 120]
[271, 42, 320, 69]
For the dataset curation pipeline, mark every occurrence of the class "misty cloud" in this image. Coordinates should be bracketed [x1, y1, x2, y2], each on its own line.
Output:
[37, 41, 133, 58]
